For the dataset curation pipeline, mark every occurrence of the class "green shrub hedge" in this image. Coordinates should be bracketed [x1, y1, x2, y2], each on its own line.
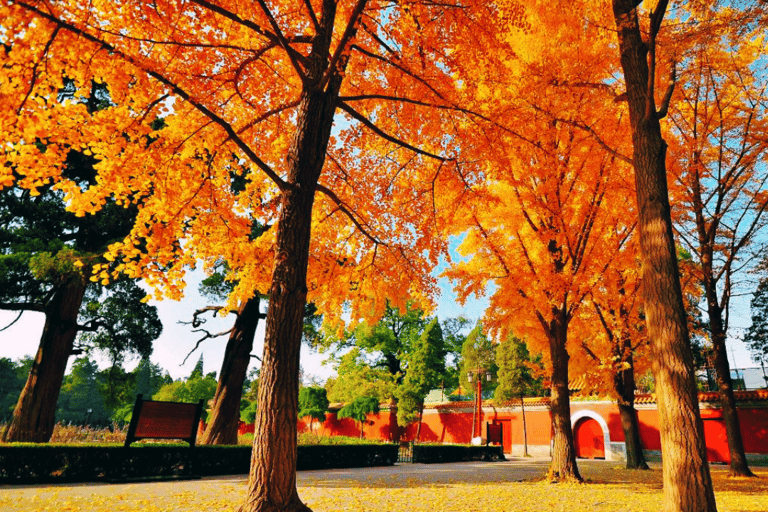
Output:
[0, 443, 399, 484]
[412, 444, 505, 463]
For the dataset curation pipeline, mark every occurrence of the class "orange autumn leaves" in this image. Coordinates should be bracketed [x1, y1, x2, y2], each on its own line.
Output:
[0, 1, 517, 327]
[0, 0, 763, 367]
[441, 0, 646, 391]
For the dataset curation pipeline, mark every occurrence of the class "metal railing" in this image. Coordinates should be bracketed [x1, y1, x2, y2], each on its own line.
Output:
[397, 441, 413, 463]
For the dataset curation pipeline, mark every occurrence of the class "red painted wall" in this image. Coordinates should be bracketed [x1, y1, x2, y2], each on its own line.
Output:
[238, 395, 768, 463]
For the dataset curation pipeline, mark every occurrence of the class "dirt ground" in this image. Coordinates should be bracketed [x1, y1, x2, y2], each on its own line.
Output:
[2, 458, 767, 512]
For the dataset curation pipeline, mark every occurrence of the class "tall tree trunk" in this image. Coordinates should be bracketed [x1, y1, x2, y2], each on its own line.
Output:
[416, 401, 424, 443]
[388, 402, 400, 442]
[521, 394, 529, 457]
[239, 2, 353, 510]
[547, 314, 582, 482]
[2, 277, 87, 442]
[615, 350, 649, 469]
[691, 156, 754, 477]
[201, 296, 262, 446]
[612, 2, 717, 510]
[618, 401, 648, 469]
[706, 299, 753, 476]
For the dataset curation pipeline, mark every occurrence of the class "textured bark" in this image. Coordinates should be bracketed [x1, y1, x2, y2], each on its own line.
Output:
[612, 2, 717, 510]
[201, 296, 262, 446]
[707, 301, 753, 476]
[618, 402, 648, 469]
[238, 2, 353, 510]
[615, 353, 649, 470]
[521, 395, 529, 457]
[546, 314, 582, 482]
[2, 276, 87, 443]
[415, 401, 424, 443]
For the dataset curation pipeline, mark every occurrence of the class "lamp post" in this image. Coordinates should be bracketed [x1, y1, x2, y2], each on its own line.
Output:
[467, 368, 493, 439]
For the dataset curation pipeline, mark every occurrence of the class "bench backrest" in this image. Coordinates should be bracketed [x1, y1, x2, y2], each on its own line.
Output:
[124, 394, 205, 447]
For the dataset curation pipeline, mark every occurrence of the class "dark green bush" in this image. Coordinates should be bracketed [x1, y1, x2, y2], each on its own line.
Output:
[412, 444, 504, 463]
[0, 443, 399, 483]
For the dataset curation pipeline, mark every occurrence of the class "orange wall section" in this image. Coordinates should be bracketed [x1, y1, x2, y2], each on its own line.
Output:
[239, 393, 768, 463]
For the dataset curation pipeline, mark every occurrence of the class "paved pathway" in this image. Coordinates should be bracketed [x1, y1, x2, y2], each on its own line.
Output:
[0, 457, 647, 511]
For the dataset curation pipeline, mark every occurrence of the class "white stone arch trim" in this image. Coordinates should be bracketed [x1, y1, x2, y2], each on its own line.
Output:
[570, 409, 613, 461]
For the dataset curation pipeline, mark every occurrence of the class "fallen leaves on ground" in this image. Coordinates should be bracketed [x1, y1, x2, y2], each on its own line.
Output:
[1, 464, 767, 511]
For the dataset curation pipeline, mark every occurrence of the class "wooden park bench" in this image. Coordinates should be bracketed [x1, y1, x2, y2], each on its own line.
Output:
[115, 394, 205, 481]
[124, 394, 205, 447]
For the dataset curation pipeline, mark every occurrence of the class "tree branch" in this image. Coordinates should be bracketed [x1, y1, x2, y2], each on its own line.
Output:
[236, 98, 301, 135]
[181, 326, 235, 365]
[254, 0, 307, 82]
[646, 0, 670, 122]
[529, 105, 632, 166]
[656, 60, 676, 119]
[341, 93, 540, 150]
[190, 0, 274, 40]
[302, 0, 321, 33]
[315, 183, 385, 247]
[0, 302, 45, 313]
[178, 305, 233, 328]
[581, 341, 601, 363]
[319, 0, 368, 92]
[337, 102, 447, 161]
[17, 25, 59, 115]
[0, 311, 25, 332]
[14, 0, 290, 192]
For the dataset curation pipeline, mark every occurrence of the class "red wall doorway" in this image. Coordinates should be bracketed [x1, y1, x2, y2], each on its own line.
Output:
[574, 417, 605, 459]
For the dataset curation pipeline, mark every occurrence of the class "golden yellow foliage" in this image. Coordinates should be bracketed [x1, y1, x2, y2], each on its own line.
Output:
[3, 465, 768, 512]
[0, 1, 521, 326]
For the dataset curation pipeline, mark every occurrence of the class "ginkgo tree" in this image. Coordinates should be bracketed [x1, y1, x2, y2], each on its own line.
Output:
[604, 0, 756, 509]
[444, 0, 638, 480]
[0, 1, 523, 511]
[666, 28, 768, 477]
[580, 262, 651, 470]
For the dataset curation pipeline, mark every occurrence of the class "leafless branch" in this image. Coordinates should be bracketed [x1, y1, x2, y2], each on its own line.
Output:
[0, 302, 46, 313]
[0, 311, 24, 332]
[178, 306, 232, 328]
[181, 326, 235, 365]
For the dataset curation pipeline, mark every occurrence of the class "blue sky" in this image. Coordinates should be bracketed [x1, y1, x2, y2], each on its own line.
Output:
[0, 264, 490, 382]
[0, 246, 760, 382]
[1, 271, 760, 383]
